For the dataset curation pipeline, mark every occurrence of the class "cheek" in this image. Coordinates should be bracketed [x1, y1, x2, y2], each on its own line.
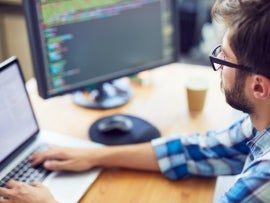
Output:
[221, 67, 236, 88]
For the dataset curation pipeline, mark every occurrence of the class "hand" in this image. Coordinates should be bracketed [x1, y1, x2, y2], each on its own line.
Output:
[30, 143, 159, 172]
[29, 146, 97, 171]
[0, 180, 57, 203]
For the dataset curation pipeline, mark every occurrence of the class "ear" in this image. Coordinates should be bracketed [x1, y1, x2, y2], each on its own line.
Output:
[251, 75, 270, 99]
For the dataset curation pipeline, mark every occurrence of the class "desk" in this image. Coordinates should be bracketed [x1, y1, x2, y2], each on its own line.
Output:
[27, 63, 243, 203]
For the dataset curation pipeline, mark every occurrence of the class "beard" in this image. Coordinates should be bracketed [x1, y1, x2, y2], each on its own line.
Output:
[220, 71, 254, 114]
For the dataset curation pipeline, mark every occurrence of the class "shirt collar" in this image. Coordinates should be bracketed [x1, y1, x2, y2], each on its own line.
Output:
[247, 126, 270, 159]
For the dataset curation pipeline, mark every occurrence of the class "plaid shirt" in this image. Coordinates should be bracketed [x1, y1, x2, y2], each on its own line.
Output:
[152, 116, 270, 202]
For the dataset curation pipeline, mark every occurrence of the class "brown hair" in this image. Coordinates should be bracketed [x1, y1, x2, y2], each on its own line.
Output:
[211, 0, 270, 78]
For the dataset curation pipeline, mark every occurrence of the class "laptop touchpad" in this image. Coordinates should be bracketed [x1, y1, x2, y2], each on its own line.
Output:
[43, 169, 101, 203]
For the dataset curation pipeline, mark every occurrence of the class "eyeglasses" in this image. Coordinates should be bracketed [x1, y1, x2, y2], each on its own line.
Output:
[209, 45, 254, 72]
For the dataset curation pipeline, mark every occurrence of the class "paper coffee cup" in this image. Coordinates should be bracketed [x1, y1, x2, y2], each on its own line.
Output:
[186, 76, 208, 111]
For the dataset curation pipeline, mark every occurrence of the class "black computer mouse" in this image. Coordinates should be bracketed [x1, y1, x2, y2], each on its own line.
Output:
[97, 115, 133, 133]
[89, 114, 161, 145]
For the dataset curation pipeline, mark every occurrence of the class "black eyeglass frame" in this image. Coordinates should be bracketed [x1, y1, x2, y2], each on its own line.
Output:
[209, 45, 254, 72]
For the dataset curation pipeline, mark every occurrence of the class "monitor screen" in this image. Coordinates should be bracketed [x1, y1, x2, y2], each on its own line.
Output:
[23, 0, 179, 108]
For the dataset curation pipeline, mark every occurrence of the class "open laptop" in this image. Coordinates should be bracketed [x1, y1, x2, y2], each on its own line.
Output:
[0, 56, 103, 203]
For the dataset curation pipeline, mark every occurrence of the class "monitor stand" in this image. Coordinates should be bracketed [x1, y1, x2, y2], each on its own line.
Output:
[72, 78, 161, 145]
[71, 78, 132, 109]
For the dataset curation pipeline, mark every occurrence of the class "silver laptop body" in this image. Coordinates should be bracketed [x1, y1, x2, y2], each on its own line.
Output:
[0, 56, 102, 203]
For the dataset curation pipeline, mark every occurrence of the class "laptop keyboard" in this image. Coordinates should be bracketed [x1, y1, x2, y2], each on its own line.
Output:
[0, 144, 52, 187]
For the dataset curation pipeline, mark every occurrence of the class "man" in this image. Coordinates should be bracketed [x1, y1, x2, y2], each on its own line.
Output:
[1, 0, 270, 202]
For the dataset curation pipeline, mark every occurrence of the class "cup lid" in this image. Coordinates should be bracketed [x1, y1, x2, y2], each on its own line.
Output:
[186, 76, 208, 90]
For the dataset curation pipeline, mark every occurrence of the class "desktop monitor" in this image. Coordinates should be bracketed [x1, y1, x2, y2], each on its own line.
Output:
[23, 0, 179, 144]
[23, 0, 179, 108]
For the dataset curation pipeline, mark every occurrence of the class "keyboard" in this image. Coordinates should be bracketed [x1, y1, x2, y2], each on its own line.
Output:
[0, 144, 52, 187]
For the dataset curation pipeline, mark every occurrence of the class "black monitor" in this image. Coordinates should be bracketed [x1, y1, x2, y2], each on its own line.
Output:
[23, 0, 179, 145]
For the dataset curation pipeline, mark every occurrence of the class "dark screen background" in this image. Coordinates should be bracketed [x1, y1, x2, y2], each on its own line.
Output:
[53, 3, 163, 87]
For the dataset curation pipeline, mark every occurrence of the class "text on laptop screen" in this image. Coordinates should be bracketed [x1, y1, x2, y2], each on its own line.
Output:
[0, 62, 39, 163]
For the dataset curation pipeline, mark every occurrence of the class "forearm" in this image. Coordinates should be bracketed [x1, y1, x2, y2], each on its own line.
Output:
[91, 142, 160, 171]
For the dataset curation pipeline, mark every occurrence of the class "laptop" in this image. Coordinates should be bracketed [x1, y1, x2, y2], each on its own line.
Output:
[0, 56, 103, 203]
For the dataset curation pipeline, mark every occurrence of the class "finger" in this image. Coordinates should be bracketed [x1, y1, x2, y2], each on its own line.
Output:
[5, 180, 18, 188]
[44, 160, 82, 171]
[29, 147, 67, 166]
[0, 187, 11, 199]
[0, 196, 9, 203]
[29, 182, 43, 188]
[43, 160, 69, 171]
[5, 180, 26, 189]
[29, 151, 48, 166]
[0, 183, 15, 202]
[29, 147, 56, 164]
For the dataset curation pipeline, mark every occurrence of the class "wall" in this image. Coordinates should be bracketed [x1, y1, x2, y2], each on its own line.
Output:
[0, 0, 33, 81]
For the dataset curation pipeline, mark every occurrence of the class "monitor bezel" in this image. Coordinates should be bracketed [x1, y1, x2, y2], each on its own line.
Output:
[23, 0, 180, 99]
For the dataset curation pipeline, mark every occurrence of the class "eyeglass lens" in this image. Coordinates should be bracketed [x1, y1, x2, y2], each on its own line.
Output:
[212, 46, 223, 70]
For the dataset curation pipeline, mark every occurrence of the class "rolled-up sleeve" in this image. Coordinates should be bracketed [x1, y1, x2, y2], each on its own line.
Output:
[151, 116, 254, 180]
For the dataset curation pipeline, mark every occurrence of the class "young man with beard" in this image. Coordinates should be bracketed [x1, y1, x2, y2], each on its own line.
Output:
[0, 0, 270, 202]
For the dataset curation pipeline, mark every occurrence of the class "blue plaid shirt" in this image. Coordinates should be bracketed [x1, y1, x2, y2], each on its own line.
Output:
[152, 116, 270, 202]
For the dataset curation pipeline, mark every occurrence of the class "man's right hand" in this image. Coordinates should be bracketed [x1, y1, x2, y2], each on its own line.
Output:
[29, 146, 99, 171]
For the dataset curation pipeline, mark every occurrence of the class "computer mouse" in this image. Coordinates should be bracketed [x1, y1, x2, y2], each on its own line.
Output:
[97, 115, 133, 133]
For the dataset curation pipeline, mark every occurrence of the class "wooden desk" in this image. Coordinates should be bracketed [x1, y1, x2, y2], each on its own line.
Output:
[27, 63, 243, 203]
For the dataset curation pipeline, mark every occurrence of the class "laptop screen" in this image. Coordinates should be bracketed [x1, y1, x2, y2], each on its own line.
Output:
[0, 58, 39, 163]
